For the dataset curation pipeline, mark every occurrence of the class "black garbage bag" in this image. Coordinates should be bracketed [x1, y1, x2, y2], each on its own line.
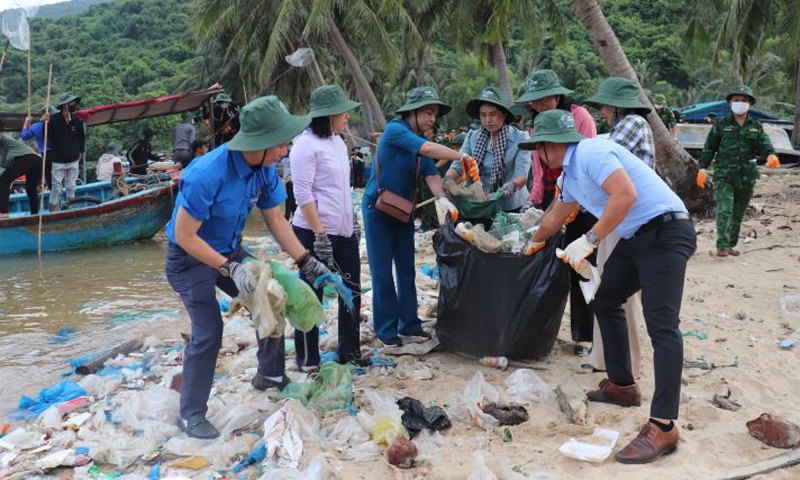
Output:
[433, 216, 570, 360]
[397, 397, 452, 438]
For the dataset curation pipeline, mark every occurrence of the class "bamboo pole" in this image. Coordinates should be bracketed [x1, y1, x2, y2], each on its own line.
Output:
[38, 58, 54, 258]
[27, 47, 32, 116]
[0, 39, 9, 73]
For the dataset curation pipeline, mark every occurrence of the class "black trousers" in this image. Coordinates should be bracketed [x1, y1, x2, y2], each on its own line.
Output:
[284, 181, 297, 221]
[564, 210, 597, 343]
[593, 218, 696, 419]
[353, 163, 364, 188]
[0, 154, 41, 214]
[292, 225, 362, 364]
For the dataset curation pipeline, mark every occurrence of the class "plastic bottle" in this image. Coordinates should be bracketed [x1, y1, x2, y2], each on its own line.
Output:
[479, 356, 508, 370]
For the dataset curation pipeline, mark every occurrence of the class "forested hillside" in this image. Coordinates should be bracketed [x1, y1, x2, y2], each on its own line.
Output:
[0, 0, 796, 155]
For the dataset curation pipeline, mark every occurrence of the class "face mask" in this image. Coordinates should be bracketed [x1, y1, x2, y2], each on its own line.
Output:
[731, 101, 750, 115]
[68, 105, 77, 113]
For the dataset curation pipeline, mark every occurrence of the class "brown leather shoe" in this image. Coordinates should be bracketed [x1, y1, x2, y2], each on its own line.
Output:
[586, 379, 642, 407]
[728, 249, 740, 256]
[615, 421, 678, 464]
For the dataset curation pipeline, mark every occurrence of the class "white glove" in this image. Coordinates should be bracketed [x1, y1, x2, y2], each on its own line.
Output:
[229, 262, 257, 295]
[561, 234, 596, 273]
[435, 196, 459, 224]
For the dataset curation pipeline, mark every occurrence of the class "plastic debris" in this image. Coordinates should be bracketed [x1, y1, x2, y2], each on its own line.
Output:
[466, 451, 499, 480]
[502, 428, 513, 443]
[263, 400, 311, 469]
[282, 361, 354, 412]
[17, 381, 87, 418]
[559, 428, 620, 463]
[397, 397, 451, 438]
[779, 294, 800, 317]
[683, 330, 708, 341]
[420, 264, 440, 281]
[271, 260, 325, 333]
[504, 369, 554, 404]
[229, 261, 288, 339]
[260, 454, 332, 480]
[711, 389, 742, 411]
[479, 356, 508, 370]
[386, 437, 418, 469]
[49, 327, 75, 344]
[312, 272, 355, 310]
[382, 338, 439, 356]
[480, 403, 529, 426]
[361, 390, 407, 447]
[166, 456, 211, 470]
[447, 372, 501, 429]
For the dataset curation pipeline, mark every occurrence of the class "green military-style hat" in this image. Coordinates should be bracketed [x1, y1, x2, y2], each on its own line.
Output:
[653, 94, 666, 105]
[509, 104, 530, 119]
[227, 95, 311, 152]
[725, 84, 756, 104]
[214, 93, 233, 104]
[395, 86, 451, 116]
[181, 111, 194, 122]
[518, 109, 586, 150]
[466, 86, 515, 120]
[516, 70, 573, 104]
[56, 92, 81, 108]
[309, 84, 360, 118]
[584, 77, 651, 114]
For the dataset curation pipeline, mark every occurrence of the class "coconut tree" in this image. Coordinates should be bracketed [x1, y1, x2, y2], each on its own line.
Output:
[194, 0, 419, 132]
[687, 0, 800, 147]
[569, 0, 711, 211]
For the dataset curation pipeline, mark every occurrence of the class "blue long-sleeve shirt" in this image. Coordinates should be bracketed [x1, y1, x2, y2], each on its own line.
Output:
[20, 121, 50, 152]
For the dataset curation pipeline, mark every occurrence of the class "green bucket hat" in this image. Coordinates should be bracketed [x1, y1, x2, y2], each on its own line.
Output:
[466, 86, 515, 120]
[509, 104, 530, 119]
[56, 92, 81, 108]
[585, 78, 651, 114]
[725, 85, 756, 104]
[309, 85, 360, 118]
[181, 111, 194, 122]
[40, 105, 59, 115]
[395, 86, 451, 116]
[518, 109, 586, 150]
[516, 70, 573, 104]
[653, 94, 666, 105]
[227, 95, 311, 152]
[214, 93, 233, 104]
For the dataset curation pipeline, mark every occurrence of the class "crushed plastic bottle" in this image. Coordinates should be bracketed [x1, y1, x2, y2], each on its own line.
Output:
[479, 356, 508, 370]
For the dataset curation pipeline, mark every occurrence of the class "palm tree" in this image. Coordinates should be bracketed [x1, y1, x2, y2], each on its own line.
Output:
[687, 0, 800, 146]
[194, 0, 419, 132]
[569, 0, 711, 211]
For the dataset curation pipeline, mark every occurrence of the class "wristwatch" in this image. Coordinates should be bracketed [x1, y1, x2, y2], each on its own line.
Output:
[585, 230, 600, 247]
[218, 260, 233, 277]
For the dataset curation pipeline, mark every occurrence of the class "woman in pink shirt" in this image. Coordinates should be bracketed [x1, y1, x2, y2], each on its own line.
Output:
[289, 85, 365, 369]
[516, 69, 597, 356]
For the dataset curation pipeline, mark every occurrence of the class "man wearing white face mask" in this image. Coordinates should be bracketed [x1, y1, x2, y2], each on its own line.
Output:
[697, 85, 779, 257]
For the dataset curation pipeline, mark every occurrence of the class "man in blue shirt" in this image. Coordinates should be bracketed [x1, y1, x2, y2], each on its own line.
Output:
[362, 86, 460, 346]
[165, 96, 331, 439]
[21, 105, 57, 189]
[524, 110, 696, 464]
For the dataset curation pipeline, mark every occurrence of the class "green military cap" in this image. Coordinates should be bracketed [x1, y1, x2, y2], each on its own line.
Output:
[309, 84, 360, 118]
[466, 86, 515, 120]
[584, 77, 651, 114]
[654, 94, 666, 105]
[56, 92, 81, 108]
[518, 109, 586, 150]
[227, 95, 311, 152]
[725, 85, 756, 104]
[516, 70, 573, 104]
[395, 86, 451, 116]
[509, 104, 530, 119]
[214, 93, 234, 104]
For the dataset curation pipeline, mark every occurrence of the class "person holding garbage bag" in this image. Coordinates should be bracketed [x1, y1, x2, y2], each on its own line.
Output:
[446, 86, 531, 213]
[523, 110, 696, 464]
[363, 86, 460, 347]
[289, 85, 364, 368]
[165, 96, 332, 439]
[517, 70, 598, 356]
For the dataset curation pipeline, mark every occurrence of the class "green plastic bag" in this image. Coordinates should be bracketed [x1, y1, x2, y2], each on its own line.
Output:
[282, 361, 354, 412]
[269, 260, 324, 333]
[451, 195, 503, 221]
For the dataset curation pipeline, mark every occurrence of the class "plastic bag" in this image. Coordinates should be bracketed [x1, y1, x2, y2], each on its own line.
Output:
[78, 374, 122, 398]
[312, 273, 354, 310]
[446, 372, 501, 429]
[17, 381, 87, 418]
[434, 216, 569, 359]
[263, 399, 319, 469]
[324, 415, 369, 449]
[397, 397, 451, 438]
[259, 454, 332, 480]
[230, 261, 287, 338]
[466, 451, 499, 480]
[282, 361, 354, 413]
[519, 207, 544, 230]
[363, 389, 407, 447]
[504, 369, 554, 404]
[111, 386, 181, 440]
[271, 261, 324, 333]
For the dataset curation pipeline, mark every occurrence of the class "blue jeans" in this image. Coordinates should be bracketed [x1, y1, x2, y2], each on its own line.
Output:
[362, 203, 423, 342]
[165, 243, 284, 420]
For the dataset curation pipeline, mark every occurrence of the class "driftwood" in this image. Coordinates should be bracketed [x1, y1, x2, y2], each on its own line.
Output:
[704, 448, 800, 480]
[74, 338, 143, 375]
[555, 375, 588, 426]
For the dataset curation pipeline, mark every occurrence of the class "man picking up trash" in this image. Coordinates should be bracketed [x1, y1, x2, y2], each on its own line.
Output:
[522, 110, 696, 464]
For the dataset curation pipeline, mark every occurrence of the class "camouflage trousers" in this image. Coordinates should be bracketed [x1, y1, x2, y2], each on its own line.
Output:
[714, 179, 754, 251]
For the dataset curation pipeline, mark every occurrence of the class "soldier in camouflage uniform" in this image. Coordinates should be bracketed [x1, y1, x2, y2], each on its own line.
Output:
[697, 85, 780, 257]
[653, 94, 677, 133]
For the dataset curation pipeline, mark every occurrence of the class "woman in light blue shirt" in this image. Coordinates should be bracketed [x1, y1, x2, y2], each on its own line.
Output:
[447, 86, 531, 212]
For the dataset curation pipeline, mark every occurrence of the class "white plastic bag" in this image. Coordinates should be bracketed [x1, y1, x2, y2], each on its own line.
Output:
[362, 389, 406, 446]
[447, 372, 501, 428]
[263, 399, 318, 469]
[466, 451, 499, 480]
[78, 374, 122, 398]
[111, 386, 181, 440]
[504, 369, 554, 404]
[259, 454, 331, 480]
[324, 415, 369, 450]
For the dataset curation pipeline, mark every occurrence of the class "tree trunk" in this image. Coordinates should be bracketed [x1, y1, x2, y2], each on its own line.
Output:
[326, 18, 386, 132]
[490, 42, 514, 104]
[569, 0, 712, 212]
[793, 57, 800, 148]
[415, 31, 433, 87]
[305, 48, 325, 88]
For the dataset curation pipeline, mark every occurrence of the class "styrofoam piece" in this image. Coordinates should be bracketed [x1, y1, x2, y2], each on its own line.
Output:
[65, 412, 92, 429]
[558, 428, 619, 463]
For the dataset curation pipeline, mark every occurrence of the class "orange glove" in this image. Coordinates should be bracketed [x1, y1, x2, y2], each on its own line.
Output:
[767, 154, 780, 169]
[696, 169, 708, 189]
[461, 155, 480, 182]
[525, 241, 545, 255]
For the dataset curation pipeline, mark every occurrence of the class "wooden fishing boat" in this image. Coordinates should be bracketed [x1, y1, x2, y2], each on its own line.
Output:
[0, 177, 177, 254]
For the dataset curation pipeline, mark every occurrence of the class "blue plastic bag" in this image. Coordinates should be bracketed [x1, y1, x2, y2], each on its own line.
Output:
[18, 381, 86, 416]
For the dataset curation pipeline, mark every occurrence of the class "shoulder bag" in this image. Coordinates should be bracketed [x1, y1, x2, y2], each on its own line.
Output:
[373, 152, 420, 223]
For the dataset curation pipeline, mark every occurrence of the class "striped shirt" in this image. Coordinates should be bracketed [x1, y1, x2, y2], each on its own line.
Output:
[608, 114, 655, 169]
